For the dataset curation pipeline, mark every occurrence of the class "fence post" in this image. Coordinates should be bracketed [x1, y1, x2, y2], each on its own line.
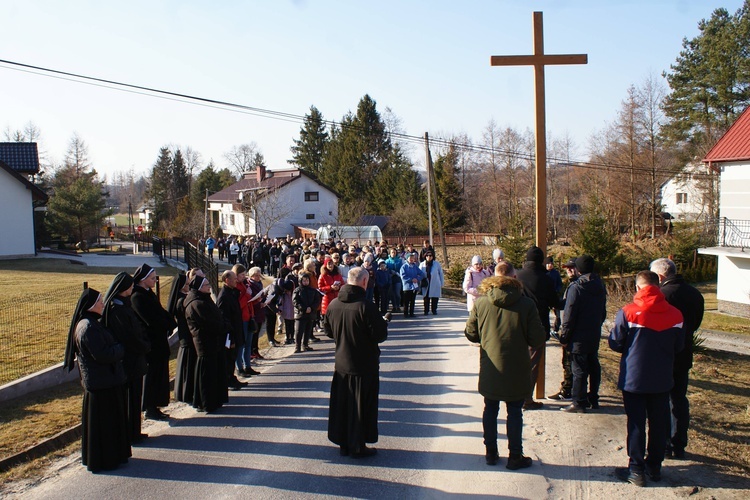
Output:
[83, 281, 88, 290]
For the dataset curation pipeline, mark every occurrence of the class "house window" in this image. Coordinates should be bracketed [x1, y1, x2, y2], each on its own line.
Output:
[306, 214, 315, 220]
[230, 214, 235, 225]
[305, 191, 319, 202]
[676, 193, 688, 204]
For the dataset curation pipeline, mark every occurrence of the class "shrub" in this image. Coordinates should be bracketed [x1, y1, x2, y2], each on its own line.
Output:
[446, 261, 467, 288]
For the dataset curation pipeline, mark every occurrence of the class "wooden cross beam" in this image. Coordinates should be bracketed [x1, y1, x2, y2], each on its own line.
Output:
[491, 11, 587, 254]
[491, 11, 587, 400]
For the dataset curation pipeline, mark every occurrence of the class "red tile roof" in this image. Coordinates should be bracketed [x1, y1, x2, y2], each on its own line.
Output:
[703, 106, 750, 164]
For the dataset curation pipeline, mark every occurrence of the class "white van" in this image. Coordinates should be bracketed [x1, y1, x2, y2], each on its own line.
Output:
[316, 225, 383, 243]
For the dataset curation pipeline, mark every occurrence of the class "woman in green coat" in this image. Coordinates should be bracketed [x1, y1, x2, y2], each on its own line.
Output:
[465, 274, 546, 470]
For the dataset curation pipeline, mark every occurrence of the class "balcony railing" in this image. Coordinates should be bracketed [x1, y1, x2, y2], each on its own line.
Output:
[719, 218, 750, 249]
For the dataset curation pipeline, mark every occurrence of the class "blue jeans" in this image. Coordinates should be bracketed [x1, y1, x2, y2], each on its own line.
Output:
[482, 398, 524, 455]
[390, 281, 401, 310]
[235, 321, 253, 370]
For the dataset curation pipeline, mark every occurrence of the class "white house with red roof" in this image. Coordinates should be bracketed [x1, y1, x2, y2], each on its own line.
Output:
[207, 166, 339, 238]
[0, 143, 48, 258]
[699, 106, 750, 318]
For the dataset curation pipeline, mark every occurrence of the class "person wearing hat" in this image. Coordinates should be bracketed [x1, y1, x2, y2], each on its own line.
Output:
[184, 275, 228, 413]
[547, 258, 578, 401]
[544, 256, 563, 295]
[487, 248, 506, 275]
[515, 246, 559, 410]
[64, 288, 131, 472]
[217, 270, 247, 391]
[465, 271, 546, 469]
[559, 255, 607, 413]
[130, 263, 176, 421]
[463, 255, 492, 312]
[102, 272, 151, 444]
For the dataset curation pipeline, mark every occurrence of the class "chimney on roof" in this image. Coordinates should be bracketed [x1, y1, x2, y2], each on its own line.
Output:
[256, 165, 266, 183]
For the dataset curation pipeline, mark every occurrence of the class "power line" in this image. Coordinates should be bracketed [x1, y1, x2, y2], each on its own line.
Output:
[0, 57, 706, 180]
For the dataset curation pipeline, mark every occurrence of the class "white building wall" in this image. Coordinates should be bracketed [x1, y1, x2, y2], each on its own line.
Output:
[716, 255, 750, 306]
[719, 162, 750, 221]
[210, 175, 338, 238]
[661, 166, 706, 221]
[0, 169, 36, 257]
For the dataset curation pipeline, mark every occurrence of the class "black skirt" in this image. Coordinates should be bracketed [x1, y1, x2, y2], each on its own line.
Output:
[142, 351, 171, 410]
[327, 371, 380, 448]
[81, 385, 131, 472]
[174, 342, 197, 404]
[193, 353, 223, 412]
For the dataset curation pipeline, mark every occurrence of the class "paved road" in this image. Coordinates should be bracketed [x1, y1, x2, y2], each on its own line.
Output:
[23, 300, 551, 499]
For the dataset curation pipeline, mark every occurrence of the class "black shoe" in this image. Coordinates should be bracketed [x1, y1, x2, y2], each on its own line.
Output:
[588, 398, 600, 409]
[351, 446, 377, 458]
[304, 345, 314, 351]
[523, 401, 544, 410]
[132, 433, 148, 444]
[424, 311, 429, 315]
[432, 311, 437, 315]
[310, 336, 321, 343]
[560, 403, 585, 413]
[645, 466, 662, 482]
[615, 467, 645, 487]
[294, 347, 302, 353]
[506, 455, 532, 470]
[144, 409, 168, 421]
[671, 448, 686, 459]
[485, 451, 500, 466]
[547, 391, 572, 401]
[244, 368, 260, 376]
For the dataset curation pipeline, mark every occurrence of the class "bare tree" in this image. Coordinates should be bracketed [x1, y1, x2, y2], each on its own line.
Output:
[224, 143, 260, 178]
[237, 187, 297, 238]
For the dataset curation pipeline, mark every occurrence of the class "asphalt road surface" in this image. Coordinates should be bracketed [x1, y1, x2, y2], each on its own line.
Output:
[14, 299, 750, 499]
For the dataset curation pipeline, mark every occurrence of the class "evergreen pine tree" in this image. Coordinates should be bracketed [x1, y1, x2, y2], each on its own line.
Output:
[289, 105, 328, 178]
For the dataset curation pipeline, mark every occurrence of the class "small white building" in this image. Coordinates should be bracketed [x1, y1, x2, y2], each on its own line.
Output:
[660, 162, 711, 221]
[0, 143, 48, 259]
[207, 166, 339, 238]
[698, 106, 750, 318]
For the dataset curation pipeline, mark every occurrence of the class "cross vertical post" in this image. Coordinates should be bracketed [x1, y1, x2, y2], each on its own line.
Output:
[490, 11, 588, 253]
[491, 11, 587, 399]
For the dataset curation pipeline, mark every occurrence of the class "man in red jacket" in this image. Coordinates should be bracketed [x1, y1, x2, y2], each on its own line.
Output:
[609, 271, 684, 487]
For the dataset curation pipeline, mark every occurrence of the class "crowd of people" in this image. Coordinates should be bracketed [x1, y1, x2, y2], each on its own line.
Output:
[62, 235, 703, 487]
[462, 247, 703, 487]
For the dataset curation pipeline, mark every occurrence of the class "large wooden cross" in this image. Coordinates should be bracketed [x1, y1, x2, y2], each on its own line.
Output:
[491, 11, 587, 253]
[491, 11, 587, 400]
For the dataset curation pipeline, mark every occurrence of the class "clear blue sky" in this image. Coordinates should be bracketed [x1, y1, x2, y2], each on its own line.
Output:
[1, 0, 745, 178]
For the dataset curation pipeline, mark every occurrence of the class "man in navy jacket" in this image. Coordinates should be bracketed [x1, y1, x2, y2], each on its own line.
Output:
[609, 270, 684, 487]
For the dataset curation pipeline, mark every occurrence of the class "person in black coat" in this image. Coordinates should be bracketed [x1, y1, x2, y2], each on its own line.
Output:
[559, 255, 608, 413]
[184, 276, 228, 412]
[64, 288, 131, 472]
[515, 246, 558, 410]
[217, 270, 246, 390]
[650, 258, 705, 458]
[168, 272, 195, 404]
[324, 267, 389, 458]
[293, 272, 321, 352]
[103, 272, 151, 444]
[130, 264, 176, 421]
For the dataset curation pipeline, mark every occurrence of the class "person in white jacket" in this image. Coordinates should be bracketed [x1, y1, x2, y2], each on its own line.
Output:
[463, 255, 491, 312]
[419, 251, 445, 315]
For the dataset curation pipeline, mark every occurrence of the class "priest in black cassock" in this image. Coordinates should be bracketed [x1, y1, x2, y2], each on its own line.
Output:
[324, 266, 388, 458]
[131, 263, 176, 421]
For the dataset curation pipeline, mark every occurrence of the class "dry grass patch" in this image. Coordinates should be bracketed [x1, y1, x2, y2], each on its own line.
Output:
[0, 259, 179, 384]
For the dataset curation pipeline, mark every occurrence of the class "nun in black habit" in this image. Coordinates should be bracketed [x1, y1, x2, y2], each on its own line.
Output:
[168, 273, 196, 403]
[130, 263, 176, 420]
[64, 288, 131, 472]
[184, 276, 228, 412]
[102, 272, 151, 444]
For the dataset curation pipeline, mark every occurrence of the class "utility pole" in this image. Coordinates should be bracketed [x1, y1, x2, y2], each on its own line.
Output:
[203, 188, 209, 237]
[424, 133, 434, 247]
[425, 138, 449, 268]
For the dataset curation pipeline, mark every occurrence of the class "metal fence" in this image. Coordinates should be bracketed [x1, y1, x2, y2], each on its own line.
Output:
[152, 237, 219, 292]
[0, 284, 86, 386]
[718, 218, 750, 249]
[382, 233, 499, 246]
